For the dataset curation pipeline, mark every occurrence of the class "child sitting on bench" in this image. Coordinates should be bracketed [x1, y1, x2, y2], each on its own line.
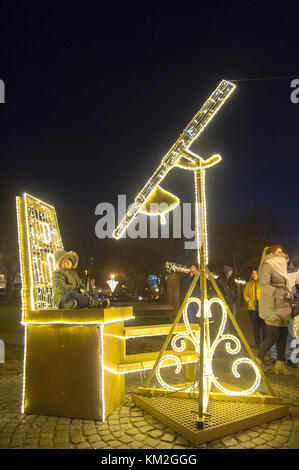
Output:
[52, 250, 110, 309]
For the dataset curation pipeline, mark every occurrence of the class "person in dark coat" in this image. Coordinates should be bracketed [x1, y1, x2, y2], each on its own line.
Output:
[217, 265, 238, 332]
[180, 263, 201, 324]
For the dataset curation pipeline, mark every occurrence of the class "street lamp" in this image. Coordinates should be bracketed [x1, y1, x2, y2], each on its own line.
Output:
[107, 274, 118, 293]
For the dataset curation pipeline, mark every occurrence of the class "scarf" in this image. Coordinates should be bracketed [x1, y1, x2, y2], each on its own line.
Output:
[264, 254, 290, 290]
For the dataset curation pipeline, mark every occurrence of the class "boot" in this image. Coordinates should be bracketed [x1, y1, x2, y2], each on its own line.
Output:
[62, 299, 78, 309]
[275, 360, 290, 375]
[88, 298, 110, 309]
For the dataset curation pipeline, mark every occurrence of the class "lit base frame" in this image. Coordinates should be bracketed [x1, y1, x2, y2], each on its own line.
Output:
[132, 392, 289, 446]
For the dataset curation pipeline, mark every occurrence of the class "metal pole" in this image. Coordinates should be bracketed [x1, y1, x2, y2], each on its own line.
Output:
[194, 168, 208, 428]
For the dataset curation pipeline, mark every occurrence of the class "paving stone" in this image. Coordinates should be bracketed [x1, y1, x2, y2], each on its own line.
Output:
[161, 432, 176, 443]
[9, 440, 24, 448]
[143, 437, 158, 448]
[131, 411, 144, 417]
[235, 433, 250, 442]
[156, 442, 173, 449]
[131, 417, 145, 423]
[278, 430, 291, 437]
[247, 431, 259, 438]
[256, 444, 273, 449]
[71, 435, 85, 444]
[108, 419, 119, 426]
[131, 441, 145, 449]
[139, 425, 154, 433]
[267, 423, 279, 430]
[241, 441, 255, 449]
[39, 439, 53, 448]
[280, 425, 293, 432]
[264, 428, 276, 435]
[88, 435, 103, 444]
[269, 437, 289, 447]
[119, 435, 134, 444]
[55, 425, 69, 431]
[252, 437, 265, 445]
[107, 440, 123, 448]
[145, 416, 159, 425]
[133, 434, 147, 442]
[92, 441, 108, 449]
[148, 429, 164, 439]
[111, 431, 125, 438]
[133, 420, 148, 428]
[126, 428, 139, 436]
[262, 433, 275, 442]
[109, 425, 121, 433]
[41, 426, 56, 433]
[221, 436, 238, 447]
[101, 433, 114, 442]
[55, 431, 69, 438]
[209, 439, 223, 449]
[24, 438, 39, 445]
[76, 442, 91, 449]
[40, 432, 53, 439]
[175, 436, 190, 446]
[119, 418, 130, 424]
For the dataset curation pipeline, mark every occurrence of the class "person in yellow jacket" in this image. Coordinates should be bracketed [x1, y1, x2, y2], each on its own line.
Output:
[243, 270, 266, 348]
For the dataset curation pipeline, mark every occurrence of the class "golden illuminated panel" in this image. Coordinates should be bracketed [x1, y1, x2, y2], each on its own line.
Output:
[16, 193, 63, 312]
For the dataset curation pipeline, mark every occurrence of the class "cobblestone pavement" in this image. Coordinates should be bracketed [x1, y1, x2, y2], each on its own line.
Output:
[0, 365, 299, 450]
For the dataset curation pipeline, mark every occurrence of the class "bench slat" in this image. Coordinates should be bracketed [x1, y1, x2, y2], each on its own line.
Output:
[124, 323, 199, 338]
[117, 350, 198, 373]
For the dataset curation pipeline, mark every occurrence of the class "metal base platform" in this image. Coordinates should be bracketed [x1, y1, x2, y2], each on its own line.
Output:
[132, 394, 289, 445]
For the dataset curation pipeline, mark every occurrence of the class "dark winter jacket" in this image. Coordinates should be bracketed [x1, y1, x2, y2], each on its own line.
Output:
[217, 272, 238, 305]
[180, 273, 201, 302]
[52, 250, 85, 308]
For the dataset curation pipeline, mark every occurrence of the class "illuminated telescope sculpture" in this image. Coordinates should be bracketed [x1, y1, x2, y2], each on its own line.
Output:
[113, 80, 236, 241]
[112, 80, 289, 439]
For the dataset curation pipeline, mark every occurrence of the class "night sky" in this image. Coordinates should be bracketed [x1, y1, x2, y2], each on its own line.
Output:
[1, 2, 298, 263]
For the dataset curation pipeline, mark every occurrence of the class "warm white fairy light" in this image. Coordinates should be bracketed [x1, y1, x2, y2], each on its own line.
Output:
[21, 316, 135, 326]
[208, 297, 261, 395]
[113, 80, 236, 240]
[154, 293, 261, 397]
[100, 324, 105, 420]
[105, 358, 198, 375]
[156, 355, 197, 392]
[21, 325, 27, 414]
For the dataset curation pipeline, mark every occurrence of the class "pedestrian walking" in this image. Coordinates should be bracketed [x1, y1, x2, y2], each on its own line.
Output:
[256, 245, 292, 375]
[270, 254, 299, 368]
[243, 270, 266, 348]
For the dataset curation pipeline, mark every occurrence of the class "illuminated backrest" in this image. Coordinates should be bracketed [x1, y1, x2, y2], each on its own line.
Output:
[16, 193, 64, 315]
